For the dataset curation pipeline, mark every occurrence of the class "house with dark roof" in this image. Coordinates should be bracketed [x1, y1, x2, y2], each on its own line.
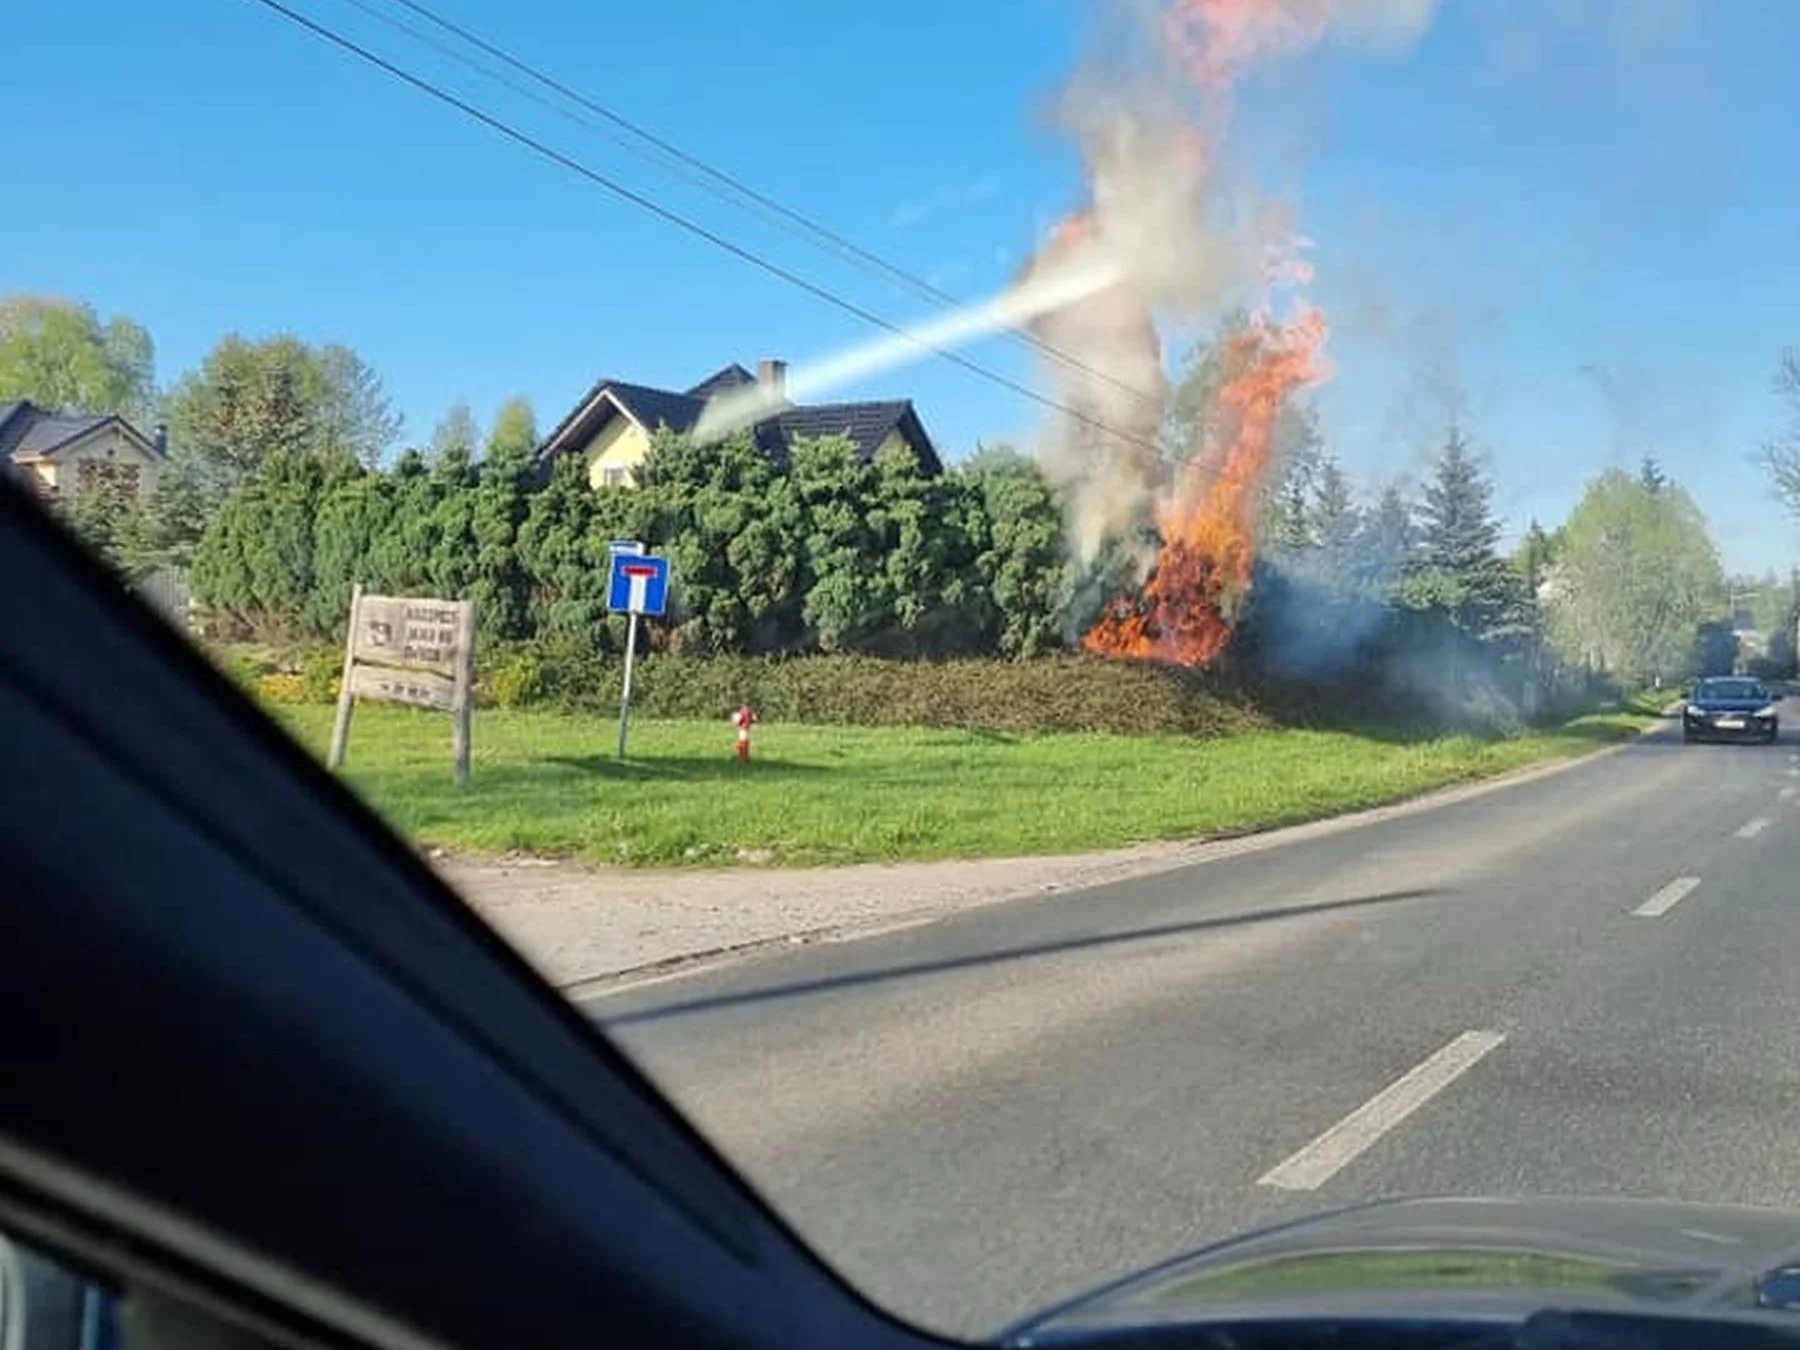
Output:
[1, 400, 168, 499]
[535, 358, 942, 490]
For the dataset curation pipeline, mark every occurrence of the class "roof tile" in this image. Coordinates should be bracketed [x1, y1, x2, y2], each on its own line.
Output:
[0, 402, 163, 463]
[0, 402, 32, 460]
[684, 364, 755, 399]
[604, 382, 707, 436]
[773, 401, 912, 461]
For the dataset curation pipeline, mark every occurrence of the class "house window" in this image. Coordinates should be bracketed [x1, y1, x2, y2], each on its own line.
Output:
[600, 465, 632, 489]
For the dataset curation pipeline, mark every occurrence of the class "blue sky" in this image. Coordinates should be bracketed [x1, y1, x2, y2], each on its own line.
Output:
[8, 0, 1798, 571]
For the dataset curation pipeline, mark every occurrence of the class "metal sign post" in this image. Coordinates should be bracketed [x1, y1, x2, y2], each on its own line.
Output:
[618, 608, 640, 760]
[606, 547, 669, 760]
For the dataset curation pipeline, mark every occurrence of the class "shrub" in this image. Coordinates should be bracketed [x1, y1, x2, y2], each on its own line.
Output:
[254, 672, 308, 704]
[218, 647, 271, 694]
[231, 634, 1607, 739]
[299, 646, 343, 703]
[486, 645, 545, 710]
[445, 646, 1273, 736]
[529, 634, 612, 711]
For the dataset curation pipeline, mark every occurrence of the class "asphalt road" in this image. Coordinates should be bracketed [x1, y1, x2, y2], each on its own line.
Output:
[592, 713, 1800, 1338]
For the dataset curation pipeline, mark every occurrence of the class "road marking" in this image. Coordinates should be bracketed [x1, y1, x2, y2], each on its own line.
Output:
[1735, 816, 1772, 840]
[1632, 876, 1700, 918]
[1786, 766, 1800, 778]
[1781, 786, 1797, 802]
[1678, 1228, 1744, 1247]
[1258, 1031, 1506, 1192]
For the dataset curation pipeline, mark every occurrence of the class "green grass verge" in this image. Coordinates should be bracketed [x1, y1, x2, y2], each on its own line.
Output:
[1621, 689, 1681, 717]
[271, 702, 1656, 868]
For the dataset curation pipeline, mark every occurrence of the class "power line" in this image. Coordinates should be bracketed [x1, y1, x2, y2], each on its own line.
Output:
[241, 0, 1167, 457]
[366, 0, 1159, 407]
[330, 0, 832, 242]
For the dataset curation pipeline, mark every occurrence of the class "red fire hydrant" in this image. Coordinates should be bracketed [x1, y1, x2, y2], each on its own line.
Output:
[734, 704, 756, 764]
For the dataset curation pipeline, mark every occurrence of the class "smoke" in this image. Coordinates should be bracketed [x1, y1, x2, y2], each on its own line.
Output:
[1332, 0, 1440, 48]
[690, 0, 1451, 639]
[691, 248, 1127, 444]
[1023, 222, 1170, 565]
[1242, 564, 1534, 735]
[1031, 0, 1441, 600]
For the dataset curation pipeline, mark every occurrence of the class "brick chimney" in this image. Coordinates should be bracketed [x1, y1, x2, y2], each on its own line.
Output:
[757, 358, 788, 404]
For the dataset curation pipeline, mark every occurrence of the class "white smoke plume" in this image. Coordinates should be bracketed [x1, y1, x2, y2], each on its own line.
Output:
[1029, 0, 1444, 566]
[694, 0, 1446, 562]
[1333, 0, 1441, 48]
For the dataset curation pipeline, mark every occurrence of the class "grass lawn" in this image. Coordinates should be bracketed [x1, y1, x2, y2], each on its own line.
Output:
[270, 701, 1656, 867]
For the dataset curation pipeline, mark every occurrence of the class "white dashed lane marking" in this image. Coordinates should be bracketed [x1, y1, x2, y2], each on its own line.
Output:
[1258, 1031, 1506, 1192]
[1735, 817, 1772, 840]
[1780, 786, 1797, 803]
[1632, 876, 1700, 918]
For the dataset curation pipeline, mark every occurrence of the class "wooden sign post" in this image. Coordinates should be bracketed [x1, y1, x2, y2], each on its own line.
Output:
[328, 584, 476, 784]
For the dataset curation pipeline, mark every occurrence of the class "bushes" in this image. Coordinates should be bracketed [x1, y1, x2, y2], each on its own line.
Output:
[189, 428, 1074, 663]
[217, 636, 1271, 734]
[459, 645, 1270, 736]
[486, 645, 544, 710]
[299, 646, 343, 702]
[220, 633, 1594, 738]
[211, 642, 339, 705]
[255, 672, 309, 705]
[221, 635, 1623, 739]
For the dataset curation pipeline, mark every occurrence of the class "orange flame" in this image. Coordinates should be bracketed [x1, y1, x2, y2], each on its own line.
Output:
[1072, 0, 1338, 667]
[1084, 305, 1329, 666]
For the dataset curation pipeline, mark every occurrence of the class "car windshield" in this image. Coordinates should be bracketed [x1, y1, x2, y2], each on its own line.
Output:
[12, 0, 1800, 1340]
[1698, 679, 1765, 700]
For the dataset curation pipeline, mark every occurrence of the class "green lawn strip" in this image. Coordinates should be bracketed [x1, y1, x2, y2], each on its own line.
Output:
[271, 705, 1655, 867]
[1621, 689, 1682, 717]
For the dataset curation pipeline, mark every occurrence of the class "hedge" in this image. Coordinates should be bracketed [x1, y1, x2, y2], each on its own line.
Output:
[219, 636, 1549, 738]
[616, 654, 1269, 736]
[223, 640, 1274, 737]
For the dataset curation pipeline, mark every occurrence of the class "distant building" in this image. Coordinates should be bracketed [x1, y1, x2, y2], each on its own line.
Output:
[0, 400, 167, 499]
[535, 358, 942, 489]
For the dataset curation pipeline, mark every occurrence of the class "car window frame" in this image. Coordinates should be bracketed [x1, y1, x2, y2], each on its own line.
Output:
[0, 479, 949, 1350]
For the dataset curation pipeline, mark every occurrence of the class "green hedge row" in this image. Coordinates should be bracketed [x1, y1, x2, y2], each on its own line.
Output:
[228, 640, 1273, 737]
[489, 643, 1272, 737]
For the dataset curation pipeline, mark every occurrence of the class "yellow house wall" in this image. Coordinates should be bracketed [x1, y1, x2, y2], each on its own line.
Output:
[582, 413, 650, 490]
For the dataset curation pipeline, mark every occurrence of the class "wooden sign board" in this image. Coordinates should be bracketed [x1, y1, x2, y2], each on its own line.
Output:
[345, 664, 457, 712]
[350, 596, 465, 677]
[328, 586, 475, 784]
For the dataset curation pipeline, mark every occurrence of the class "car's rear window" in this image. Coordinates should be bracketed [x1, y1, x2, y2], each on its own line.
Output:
[1700, 680, 1763, 699]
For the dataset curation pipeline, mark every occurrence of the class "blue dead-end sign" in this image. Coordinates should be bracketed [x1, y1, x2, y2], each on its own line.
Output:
[608, 553, 669, 617]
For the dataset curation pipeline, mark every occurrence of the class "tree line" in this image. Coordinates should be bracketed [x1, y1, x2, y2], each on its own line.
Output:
[2, 292, 1775, 701]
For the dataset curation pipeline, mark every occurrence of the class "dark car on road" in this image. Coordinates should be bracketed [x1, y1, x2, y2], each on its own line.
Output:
[1683, 677, 1781, 744]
